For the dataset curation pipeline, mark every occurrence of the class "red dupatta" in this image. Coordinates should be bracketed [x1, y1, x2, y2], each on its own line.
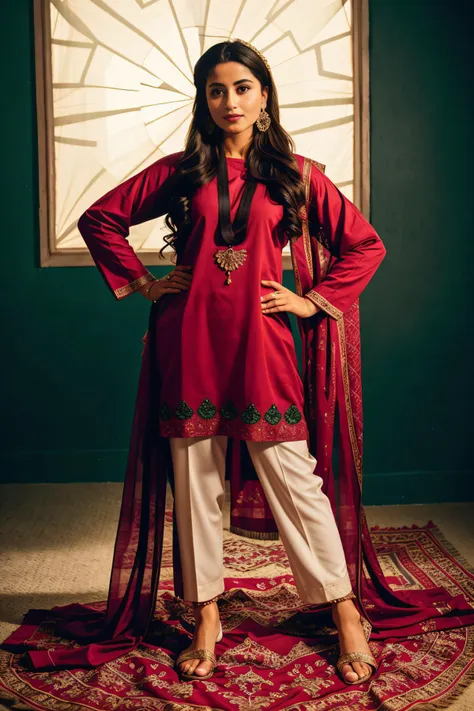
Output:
[229, 156, 474, 637]
[7, 157, 474, 672]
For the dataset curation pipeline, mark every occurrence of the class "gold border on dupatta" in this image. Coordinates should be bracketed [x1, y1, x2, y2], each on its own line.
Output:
[296, 157, 363, 489]
[310, 159, 331, 281]
[114, 272, 155, 299]
[290, 240, 302, 297]
[291, 156, 323, 294]
[336, 314, 363, 487]
[297, 159, 364, 610]
[301, 157, 314, 281]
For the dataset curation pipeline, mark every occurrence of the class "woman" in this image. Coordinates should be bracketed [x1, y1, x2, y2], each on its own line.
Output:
[75, 38, 381, 685]
[9, 37, 474, 688]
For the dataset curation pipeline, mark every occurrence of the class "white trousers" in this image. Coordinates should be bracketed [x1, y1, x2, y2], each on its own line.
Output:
[170, 436, 352, 605]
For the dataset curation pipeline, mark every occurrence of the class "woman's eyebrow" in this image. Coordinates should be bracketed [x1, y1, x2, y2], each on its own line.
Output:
[208, 79, 254, 87]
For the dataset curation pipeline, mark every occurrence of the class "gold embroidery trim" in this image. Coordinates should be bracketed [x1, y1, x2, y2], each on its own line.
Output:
[114, 272, 155, 299]
[304, 290, 343, 321]
[302, 157, 313, 281]
[290, 241, 302, 297]
[310, 158, 326, 174]
[336, 316, 363, 487]
[291, 156, 324, 295]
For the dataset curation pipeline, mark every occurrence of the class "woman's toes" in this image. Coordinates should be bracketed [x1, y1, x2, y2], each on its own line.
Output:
[181, 660, 195, 674]
[342, 662, 372, 681]
[353, 661, 369, 679]
[194, 661, 211, 676]
[342, 664, 359, 683]
[180, 658, 211, 676]
[342, 661, 372, 682]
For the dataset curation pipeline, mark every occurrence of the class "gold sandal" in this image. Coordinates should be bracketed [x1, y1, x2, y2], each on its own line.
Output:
[176, 620, 223, 682]
[336, 615, 377, 685]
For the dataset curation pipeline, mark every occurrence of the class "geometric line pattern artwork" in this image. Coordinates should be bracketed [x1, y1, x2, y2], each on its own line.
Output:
[40, 0, 356, 264]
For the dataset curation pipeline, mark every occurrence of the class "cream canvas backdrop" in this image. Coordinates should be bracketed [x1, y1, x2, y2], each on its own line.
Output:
[35, 0, 360, 267]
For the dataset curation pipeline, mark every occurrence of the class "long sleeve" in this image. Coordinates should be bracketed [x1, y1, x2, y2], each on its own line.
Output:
[77, 151, 183, 300]
[303, 161, 386, 320]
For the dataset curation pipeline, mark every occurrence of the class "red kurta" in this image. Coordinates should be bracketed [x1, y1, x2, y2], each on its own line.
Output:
[77, 150, 386, 443]
[79, 151, 309, 441]
[155, 155, 307, 441]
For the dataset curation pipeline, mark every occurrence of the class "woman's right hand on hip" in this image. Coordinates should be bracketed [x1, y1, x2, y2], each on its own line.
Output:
[143, 265, 193, 301]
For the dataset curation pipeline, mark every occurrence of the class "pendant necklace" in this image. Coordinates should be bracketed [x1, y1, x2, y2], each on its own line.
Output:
[214, 146, 258, 285]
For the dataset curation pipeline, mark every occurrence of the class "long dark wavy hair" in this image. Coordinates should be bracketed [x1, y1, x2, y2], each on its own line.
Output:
[159, 40, 306, 260]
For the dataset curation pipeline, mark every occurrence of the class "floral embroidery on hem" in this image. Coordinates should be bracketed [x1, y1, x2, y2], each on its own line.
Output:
[264, 405, 282, 425]
[175, 401, 194, 420]
[242, 404, 261, 425]
[159, 401, 307, 440]
[197, 399, 217, 420]
[284, 405, 302, 425]
[161, 401, 304, 426]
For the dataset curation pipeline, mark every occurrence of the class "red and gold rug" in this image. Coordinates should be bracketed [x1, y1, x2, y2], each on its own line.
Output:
[1, 521, 473, 711]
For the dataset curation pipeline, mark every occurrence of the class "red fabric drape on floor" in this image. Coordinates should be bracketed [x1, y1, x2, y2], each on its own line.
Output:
[3, 156, 473, 672]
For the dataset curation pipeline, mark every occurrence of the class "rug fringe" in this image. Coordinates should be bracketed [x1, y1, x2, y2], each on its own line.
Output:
[427, 524, 474, 580]
[408, 662, 474, 711]
[229, 525, 280, 540]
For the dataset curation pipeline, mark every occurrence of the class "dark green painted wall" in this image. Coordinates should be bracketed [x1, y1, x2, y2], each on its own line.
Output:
[1, 2, 472, 503]
[365, 1, 473, 501]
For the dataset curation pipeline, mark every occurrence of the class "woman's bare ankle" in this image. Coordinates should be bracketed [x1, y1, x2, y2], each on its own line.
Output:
[193, 600, 220, 621]
[332, 598, 360, 624]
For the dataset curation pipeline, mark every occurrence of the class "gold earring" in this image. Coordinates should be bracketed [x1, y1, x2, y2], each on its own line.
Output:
[256, 108, 271, 132]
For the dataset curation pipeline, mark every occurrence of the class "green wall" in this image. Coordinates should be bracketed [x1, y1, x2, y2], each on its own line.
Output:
[1, 2, 472, 503]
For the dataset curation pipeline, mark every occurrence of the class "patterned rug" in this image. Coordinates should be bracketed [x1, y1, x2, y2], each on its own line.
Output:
[1, 520, 474, 711]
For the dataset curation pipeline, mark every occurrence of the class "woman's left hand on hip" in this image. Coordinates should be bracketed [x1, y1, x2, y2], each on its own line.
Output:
[261, 280, 318, 318]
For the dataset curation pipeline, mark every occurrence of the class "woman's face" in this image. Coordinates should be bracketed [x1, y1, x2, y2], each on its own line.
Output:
[205, 61, 268, 136]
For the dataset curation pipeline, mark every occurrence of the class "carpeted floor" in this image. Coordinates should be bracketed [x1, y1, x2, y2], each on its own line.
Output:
[0, 483, 473, 710]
